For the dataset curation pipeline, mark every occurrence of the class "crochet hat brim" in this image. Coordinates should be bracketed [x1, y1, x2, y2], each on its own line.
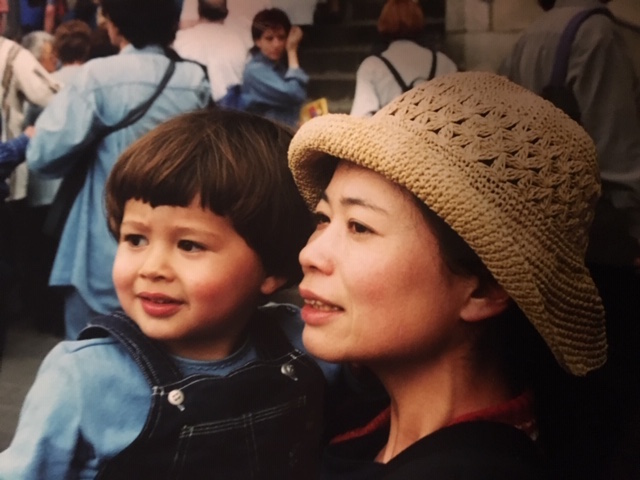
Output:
[289, 111, 606, 376]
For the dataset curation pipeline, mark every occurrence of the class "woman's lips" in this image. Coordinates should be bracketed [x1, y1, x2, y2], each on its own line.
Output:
[299, 290, 343, 326]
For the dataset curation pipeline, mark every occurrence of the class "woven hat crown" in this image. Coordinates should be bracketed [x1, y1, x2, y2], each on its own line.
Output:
[289, 71, 606, 375]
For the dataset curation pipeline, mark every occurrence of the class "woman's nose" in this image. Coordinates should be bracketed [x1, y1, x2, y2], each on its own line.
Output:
[299, 228, 334, 275]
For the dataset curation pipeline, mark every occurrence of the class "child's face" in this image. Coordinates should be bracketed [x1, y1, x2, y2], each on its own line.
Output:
[255, 26, 287, 62]
[113, 197, 284, 360]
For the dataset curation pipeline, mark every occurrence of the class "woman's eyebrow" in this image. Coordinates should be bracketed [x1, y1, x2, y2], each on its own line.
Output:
[321, 191, 388, 214]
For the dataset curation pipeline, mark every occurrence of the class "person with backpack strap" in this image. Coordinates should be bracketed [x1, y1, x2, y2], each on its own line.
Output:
[500, 1, 640, 477]
[349, 0, 457, 117]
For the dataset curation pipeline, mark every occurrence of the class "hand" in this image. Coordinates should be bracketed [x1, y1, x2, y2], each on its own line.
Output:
[286, 26, 303, 52]
[24, 126, 35, 138]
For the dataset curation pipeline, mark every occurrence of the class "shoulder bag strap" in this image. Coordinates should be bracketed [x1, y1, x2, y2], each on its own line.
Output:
[427, 48, 438, 81]
[549, 7, 613, 87]
[375, 54, 410, 93]
[42, 58, 176, 239]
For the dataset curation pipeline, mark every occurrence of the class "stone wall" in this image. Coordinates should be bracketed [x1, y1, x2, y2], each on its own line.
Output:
[445, 0, 640, 74]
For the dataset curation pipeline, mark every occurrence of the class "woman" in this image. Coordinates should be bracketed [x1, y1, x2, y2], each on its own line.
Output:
[288, 71, 607, 478]
[350, 0, 458, 117]
[241, 8, 308, 129]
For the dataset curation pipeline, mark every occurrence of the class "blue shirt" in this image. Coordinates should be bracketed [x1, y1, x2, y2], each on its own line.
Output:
[26, 44, 211, 315]
[0, 304, 340, 479]
[241, 51, 308, 129]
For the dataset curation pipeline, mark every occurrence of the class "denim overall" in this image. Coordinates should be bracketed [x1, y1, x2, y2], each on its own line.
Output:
[79, 311, 326, 479]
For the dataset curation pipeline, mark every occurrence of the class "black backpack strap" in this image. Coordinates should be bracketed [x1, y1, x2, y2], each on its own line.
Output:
[427, 48, 438, 81]
[375, 54, 410, 92]
[78, 312, 183, 386]
[549, 7, 613, 88]
[382, 421, 549, 479]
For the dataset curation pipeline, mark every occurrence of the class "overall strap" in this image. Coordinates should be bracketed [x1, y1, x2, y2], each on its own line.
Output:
[78, 312, 182, 387]
[375, 54, 410, 92]
[250, 306, 301, 361]
[549, 7, 613, 87]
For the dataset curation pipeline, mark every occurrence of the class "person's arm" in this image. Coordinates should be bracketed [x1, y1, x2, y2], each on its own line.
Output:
[572, 17, 640, 242]
[26, 79, 99, 179]
[243, 57, 309, 107]
[0, 130, 34, 201]
[0, 344, 84, 479]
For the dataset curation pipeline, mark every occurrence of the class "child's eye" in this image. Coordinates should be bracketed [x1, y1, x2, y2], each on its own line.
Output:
[348, 220, 372, 234]
[122, 234, 147, 247]
[178, 240, 205, 252]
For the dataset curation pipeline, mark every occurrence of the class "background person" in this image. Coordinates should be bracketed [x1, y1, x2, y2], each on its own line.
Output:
[241, 7, 308, 129]
[349, 0, 457, 117]
[288, 71, 607, 478]
[25, 0, 211, 341]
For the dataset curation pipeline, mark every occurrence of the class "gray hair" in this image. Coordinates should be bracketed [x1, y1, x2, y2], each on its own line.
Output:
[21, 30, 54, 61]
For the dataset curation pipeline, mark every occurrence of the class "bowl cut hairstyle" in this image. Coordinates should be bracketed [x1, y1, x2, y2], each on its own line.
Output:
[100, 0, 178, 48]
[105, 108, 314, 288]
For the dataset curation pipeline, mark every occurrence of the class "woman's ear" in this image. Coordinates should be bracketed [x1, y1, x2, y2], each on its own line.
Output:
[260, 275, 287, 296]
[460, 281, 510, 323]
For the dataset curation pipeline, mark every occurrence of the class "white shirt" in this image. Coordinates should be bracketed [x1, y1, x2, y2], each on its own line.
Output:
[0, 37, 59, 200]
[350, 40, 458, 118]
[173, 18, 252, 101]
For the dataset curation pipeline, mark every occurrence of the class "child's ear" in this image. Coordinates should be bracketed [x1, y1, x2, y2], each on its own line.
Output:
[460, 281, 510, 323]
[260, 275, 287, 296]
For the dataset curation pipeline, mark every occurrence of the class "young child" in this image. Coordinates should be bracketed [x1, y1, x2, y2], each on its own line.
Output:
[0, 108, 337, 479]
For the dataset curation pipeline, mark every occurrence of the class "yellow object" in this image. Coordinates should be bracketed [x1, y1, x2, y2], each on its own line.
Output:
[300, 97, 329, 124]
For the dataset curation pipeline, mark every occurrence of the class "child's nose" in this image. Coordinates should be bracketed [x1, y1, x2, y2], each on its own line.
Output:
[140, 246, 172, 280]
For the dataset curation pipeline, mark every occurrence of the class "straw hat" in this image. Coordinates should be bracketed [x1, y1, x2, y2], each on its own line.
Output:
[288, 71, 606, 376]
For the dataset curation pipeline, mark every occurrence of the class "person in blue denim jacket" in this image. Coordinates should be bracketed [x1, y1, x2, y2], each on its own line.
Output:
[0, 108, 340, 479]
[25, 0, 211, 341]
[241, 8, 308, 129]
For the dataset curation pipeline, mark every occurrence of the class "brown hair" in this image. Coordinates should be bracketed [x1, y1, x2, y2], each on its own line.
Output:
[377, 0, 425, 41]
[251, 8, 291, 42]
[105, 108, 314, 287]
[54, 20, 92, 65]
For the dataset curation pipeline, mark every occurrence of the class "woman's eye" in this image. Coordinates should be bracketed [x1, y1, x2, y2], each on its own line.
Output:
[348, 221, 372, 234]
[122, 234, 147, 247]
[178, 240, 205, 252]
[313, 212, 330, 227]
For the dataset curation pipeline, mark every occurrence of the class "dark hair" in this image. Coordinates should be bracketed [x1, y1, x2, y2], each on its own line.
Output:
[198, 0, 228, 21]
[414, 195, 567, 459]
[377, 0, 425, 41]
[537, 0, 556, 10]
[251, 8, 291, 42]
[53, 20, 92, 64]
[99, 0, 178, 48]
[106, 108, 313, 288]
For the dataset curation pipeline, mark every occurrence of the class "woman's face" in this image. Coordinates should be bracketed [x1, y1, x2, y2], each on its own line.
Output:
[255, 26, 287, 62]
[298, 162, 477, 367]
